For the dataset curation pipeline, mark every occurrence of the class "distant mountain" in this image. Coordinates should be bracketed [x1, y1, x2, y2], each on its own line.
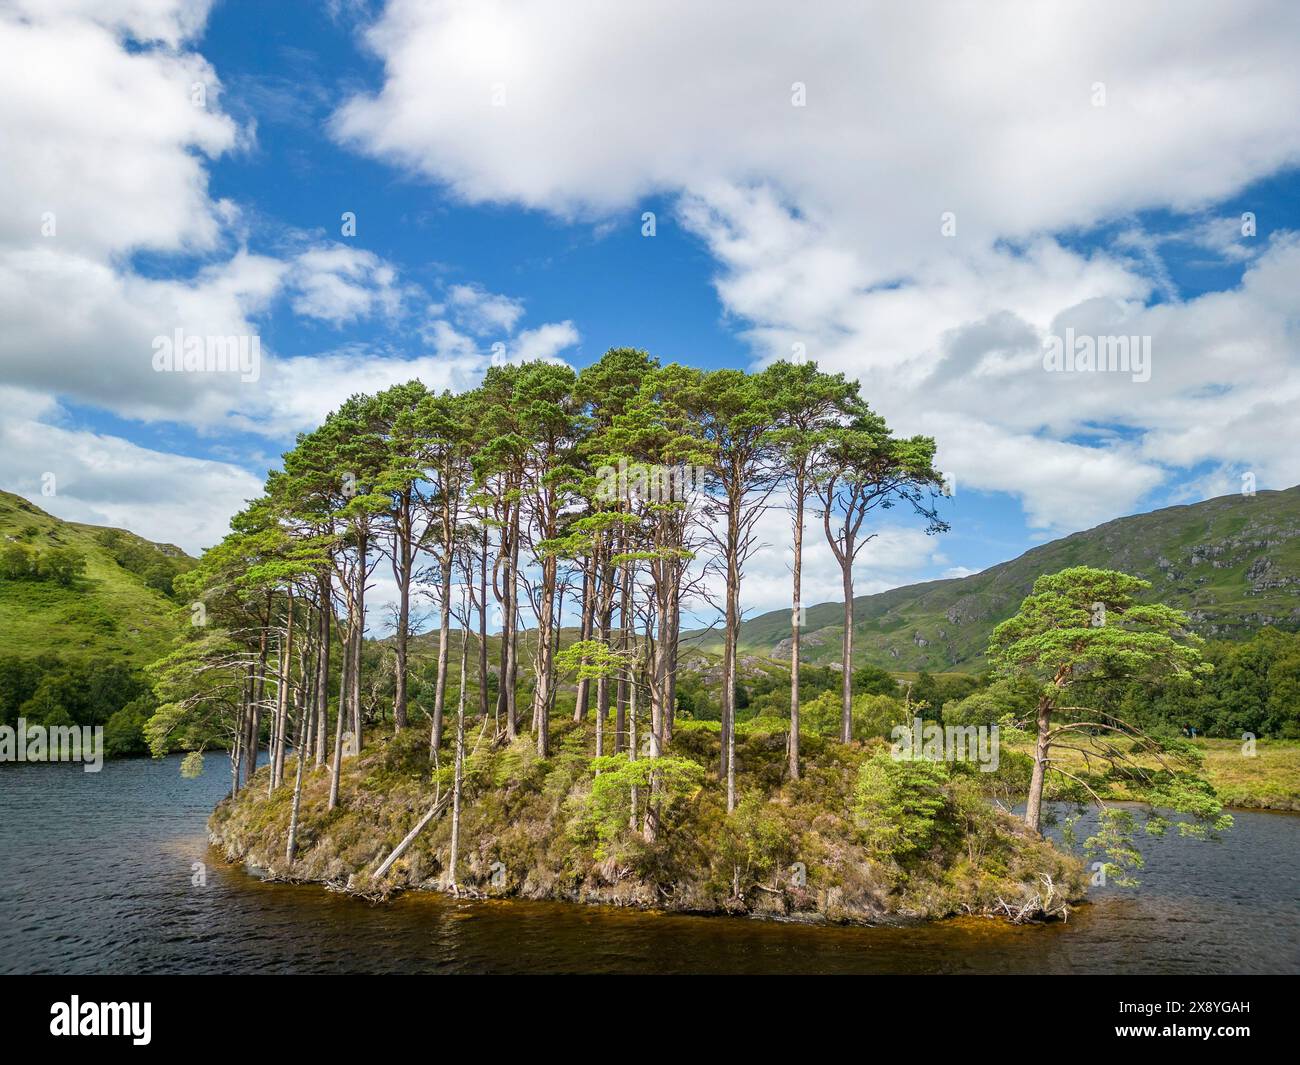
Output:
[686, 486, 1300, 673]
[0, 491, 193, 666]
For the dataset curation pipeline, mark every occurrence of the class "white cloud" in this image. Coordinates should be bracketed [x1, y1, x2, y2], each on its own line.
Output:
[335, 0, 1300, 532]
[0, 2, 579, 442]
[443, 282, 524, 335]
[0, 3, 235, 259]
[505, 320, 580, 364]
[0, 0, 585, 553]
[0, 388, 261, 554]
[287, 244, 406, 325]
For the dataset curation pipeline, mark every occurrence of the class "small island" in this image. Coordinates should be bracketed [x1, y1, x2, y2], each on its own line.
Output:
[176, 358, 1246, 925]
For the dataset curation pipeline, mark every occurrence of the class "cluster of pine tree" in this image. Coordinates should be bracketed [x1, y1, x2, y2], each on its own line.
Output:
[149, 351, 948, 830]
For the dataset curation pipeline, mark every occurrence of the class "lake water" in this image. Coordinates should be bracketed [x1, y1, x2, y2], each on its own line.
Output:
[1, 752, 1296, 974]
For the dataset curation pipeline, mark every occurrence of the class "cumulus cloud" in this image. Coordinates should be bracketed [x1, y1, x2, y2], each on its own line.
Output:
[442, 283, 525, 335]
[0, 388, 262, 554]
[334, 0, 1300, 539]
[0, 0, 581, 552]
[287, 245, 406, 325]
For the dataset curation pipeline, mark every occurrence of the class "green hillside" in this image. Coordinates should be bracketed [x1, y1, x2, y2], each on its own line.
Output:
[0, 490, 193, 666]
[687, 485, 1300, 673]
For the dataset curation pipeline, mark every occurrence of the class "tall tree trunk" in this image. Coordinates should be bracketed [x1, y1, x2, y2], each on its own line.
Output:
[645, 610, 662, 843]
[840, 557, 854, 743]
[724, 559, 739, 814]
[351, 537, 366, 752]
[494, 510, 510, 736]
[448, 629, 469, 892]
[533, 554, 556, 757]
[314, 585, 331, 767]
[721, 494, 740, 811]
[596, 550, 612, 757]
[478, 521, 489, 720]
[393, 499, 412, 730]
[573, 555, 595, 721]
[664, 570, 680, 744]
[329, 613, 352, 810]
[789, 482, 804, 779]
[615, 562, 629, 752]
[286, 734, 306, 865]
[1025, 699, 1052, 834]
[301, 674, 314, 768]
[272, 589, 294, 791]
[432, 553, 452, 752]
[269, 644, 286, 795]
[506, 507, 520, 737]
[628, 654, 639, 830]
[245, 626, 267, 787]
[301, 634, 316, 762]
[230, 702, 243, 799]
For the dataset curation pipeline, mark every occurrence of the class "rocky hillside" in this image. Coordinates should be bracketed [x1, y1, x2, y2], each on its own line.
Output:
[687, 486, 1300, 673]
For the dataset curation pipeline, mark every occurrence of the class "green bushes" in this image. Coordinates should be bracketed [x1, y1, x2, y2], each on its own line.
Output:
[799, 689, 909, 741]
[0, 652, 152, 753]
[575, 753, 705, 852]
[93, 529, 191, 598]
[942, 675, 1039, 727]
[0, 542, 86, 586]
[854, 749, 952, 860]
[210, 714, 1085, 921]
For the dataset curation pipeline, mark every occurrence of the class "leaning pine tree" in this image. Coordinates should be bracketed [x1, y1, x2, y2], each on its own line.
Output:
[989, 566, 1232, 881]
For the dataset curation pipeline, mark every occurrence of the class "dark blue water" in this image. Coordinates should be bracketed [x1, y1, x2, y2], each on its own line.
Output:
[1, 753, 1296, 973]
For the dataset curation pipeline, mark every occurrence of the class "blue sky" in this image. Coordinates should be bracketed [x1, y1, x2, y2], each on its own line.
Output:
[3, 0, 1299, 625]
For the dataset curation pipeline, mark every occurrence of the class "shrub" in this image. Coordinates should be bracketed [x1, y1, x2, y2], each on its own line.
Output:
[854, 749, 951, 861]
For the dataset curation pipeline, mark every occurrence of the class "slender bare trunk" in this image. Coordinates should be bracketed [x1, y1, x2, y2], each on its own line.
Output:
[722, 491, 740, 812]
[840, 559, 853, 743]
[724, 569, 739, 814]
[596, 549, 612, 757]
[286, 743, 306, 865]
[328, 618, 350, 810]
[432, 554, 452, 752]
[351, 537, 366, 752]
[314, 586, 330, 767]
[664, 571, 679, 744]
[789, 482, 804, 779]
[1025, 699, 1052, 834]
[533, 551, 557, 756]
[628, 654, 639, 830]
[574, 555, 594, 721]
[272, 590, 295, 790]
[478, 522, 489, 719]
[394, 497, 412, 730]
[506, 508, 520, 736]
[245, 627, 267, 786]
[448, 630, 469, 891]
[615, 562, 629, 751]
[230, 703, 243, 799]
[269, 647, 285, 796]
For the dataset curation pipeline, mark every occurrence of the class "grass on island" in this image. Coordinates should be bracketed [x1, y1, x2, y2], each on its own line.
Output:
[211, 716, 1084, 923]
